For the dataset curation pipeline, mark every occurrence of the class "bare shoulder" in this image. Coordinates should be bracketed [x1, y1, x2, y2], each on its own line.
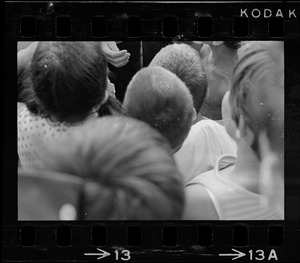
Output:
[183, 183, 219, 220]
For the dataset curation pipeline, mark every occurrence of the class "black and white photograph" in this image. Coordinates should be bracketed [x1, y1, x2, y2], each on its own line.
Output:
[6, 1, 300, 262]
[17, 40, 284, 221]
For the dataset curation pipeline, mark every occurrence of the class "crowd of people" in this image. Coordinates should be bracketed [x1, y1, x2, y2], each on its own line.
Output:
[17, 40, 284, 220]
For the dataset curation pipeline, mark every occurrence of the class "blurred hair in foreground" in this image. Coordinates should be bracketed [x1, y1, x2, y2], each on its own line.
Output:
[19, 116, 185, 220]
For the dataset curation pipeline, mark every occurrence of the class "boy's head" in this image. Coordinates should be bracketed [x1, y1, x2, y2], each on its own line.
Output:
[123, 66, 195, 152]
[38, 116, 185, 220]
[229, 41, 284, 158]
[149, 43, 207, 114]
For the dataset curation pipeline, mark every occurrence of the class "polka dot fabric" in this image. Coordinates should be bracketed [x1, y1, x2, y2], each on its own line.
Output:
[17, 103, 96, 169]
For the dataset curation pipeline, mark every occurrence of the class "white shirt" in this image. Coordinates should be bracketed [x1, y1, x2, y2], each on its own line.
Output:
[186, 155, 284, 220]
[18, 103, 98, 169]
[174, 119, 237, 184]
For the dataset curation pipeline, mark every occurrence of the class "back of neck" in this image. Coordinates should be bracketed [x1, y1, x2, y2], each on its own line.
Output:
[227, 142, 261, 193]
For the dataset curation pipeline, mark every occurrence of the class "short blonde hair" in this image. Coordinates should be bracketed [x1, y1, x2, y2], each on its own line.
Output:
[150, 43, 207, 113]
[123, 66, 194, 150]
[230, 41, 284, 155]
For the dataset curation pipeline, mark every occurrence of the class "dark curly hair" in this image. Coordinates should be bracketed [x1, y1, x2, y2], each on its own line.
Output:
[19, 42, 112, 122]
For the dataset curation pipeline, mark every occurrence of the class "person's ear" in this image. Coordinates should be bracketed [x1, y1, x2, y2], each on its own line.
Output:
[192, 108, 197, 121]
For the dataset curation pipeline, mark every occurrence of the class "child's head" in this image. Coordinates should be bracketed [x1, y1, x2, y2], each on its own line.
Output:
[229, 41, 284, 158]
[123, 66, 195, 152]
[150, 43, 207, 114]
[24, 41, 109, 121]
[39, 116, 185, 220]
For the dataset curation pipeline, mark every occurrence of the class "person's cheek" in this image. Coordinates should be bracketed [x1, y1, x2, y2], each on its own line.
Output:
[221, 92, 230, 123]
[222, 91, 236, 140]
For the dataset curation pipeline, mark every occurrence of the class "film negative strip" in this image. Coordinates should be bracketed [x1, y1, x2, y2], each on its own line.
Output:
[4, 0, 300, 262]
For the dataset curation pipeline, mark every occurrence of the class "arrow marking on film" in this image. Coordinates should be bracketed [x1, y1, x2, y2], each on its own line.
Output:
[84, 248, 111, 260]
[219, 248, 246, 260]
